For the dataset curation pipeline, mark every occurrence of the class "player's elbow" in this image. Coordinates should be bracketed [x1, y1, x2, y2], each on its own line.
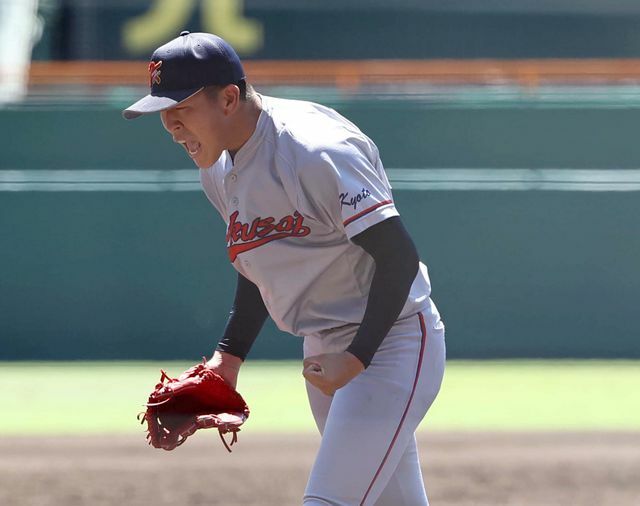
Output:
[373, 234, 420, 285]
[353, 216, 421, 281]
[398, 238, 420, 282]
[387, 219, 420, 280]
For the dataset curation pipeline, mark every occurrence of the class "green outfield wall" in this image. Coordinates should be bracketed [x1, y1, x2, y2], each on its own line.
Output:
[5, 96, 640, 170]
[2, 97, 640, 360]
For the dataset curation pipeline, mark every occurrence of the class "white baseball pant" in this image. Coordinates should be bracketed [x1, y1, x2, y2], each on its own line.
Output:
[302, 299, 446, 505]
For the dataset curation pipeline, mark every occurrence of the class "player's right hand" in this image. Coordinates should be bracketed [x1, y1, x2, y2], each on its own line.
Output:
[206, 350, 243, 389]
[303, 351, 365, 396]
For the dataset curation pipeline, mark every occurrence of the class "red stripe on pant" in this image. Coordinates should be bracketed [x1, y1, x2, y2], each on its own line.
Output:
[359, 312, 428, 506]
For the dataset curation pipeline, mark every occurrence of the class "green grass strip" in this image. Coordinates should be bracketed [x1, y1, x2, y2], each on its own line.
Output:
[0, 360, 637, 435]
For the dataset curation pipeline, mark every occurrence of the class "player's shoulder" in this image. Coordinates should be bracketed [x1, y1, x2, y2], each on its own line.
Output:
[261, 95, 378, 168]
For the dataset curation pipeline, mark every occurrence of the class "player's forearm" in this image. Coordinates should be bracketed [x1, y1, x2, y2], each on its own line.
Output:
[347, 217, 420, 368]
[346, 253, 418, 368]
[216, 273, 269, 360]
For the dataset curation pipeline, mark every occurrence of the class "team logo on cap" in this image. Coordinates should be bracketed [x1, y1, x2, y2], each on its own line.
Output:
[148, 61, 162, 87]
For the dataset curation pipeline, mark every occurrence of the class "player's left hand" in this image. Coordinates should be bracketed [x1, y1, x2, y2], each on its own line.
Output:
[302, 352, 365, 396]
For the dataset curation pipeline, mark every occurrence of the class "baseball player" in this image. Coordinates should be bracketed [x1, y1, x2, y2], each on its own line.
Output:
[123, 31, 446, 506]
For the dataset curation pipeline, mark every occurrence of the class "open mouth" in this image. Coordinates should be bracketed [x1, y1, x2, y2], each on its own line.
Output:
[176, 139, 201, 158]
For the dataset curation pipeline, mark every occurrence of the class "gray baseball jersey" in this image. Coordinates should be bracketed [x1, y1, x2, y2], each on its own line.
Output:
[200, 94, 432, 338]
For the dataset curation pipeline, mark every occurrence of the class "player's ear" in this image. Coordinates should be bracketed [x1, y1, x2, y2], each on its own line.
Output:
[221, 84, 241, 115]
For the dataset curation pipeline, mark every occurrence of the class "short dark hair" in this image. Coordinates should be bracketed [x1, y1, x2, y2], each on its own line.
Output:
[205, 79, 250, 101]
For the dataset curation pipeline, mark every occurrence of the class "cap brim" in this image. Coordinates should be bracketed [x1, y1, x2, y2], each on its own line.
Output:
[122, 87, 204, 119]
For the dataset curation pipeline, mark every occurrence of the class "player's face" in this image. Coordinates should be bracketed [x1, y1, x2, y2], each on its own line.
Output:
[160, 88, 231, 169]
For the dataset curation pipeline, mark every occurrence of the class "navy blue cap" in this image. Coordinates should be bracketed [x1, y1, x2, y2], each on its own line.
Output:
[123, 31, 245, 120]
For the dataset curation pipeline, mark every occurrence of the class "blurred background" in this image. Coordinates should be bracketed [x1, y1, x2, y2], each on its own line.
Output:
[2, 0, 640, 361]
[2, 2, 640, 506]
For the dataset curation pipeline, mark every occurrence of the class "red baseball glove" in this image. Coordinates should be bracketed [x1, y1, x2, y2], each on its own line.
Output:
[138, 358, 250, 452]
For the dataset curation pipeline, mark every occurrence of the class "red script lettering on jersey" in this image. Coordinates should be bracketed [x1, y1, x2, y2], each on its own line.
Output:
[226, 211, 311, 262]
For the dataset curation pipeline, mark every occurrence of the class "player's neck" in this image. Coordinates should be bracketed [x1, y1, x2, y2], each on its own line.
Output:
[228, 94, 263, 160]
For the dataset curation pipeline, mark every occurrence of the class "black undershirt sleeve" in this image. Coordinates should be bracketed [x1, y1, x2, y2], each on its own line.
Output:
[346, 216, 420, 368]
[216, 273, 269, 360]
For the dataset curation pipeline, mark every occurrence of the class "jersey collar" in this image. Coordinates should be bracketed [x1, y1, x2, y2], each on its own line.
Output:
[228, 94, 268, 168]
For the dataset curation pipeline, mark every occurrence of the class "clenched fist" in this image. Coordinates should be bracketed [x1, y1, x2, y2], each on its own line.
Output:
[302, 351, 365, 396]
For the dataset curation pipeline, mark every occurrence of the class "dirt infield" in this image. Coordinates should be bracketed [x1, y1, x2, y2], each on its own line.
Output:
[1, 432, 638, 506]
